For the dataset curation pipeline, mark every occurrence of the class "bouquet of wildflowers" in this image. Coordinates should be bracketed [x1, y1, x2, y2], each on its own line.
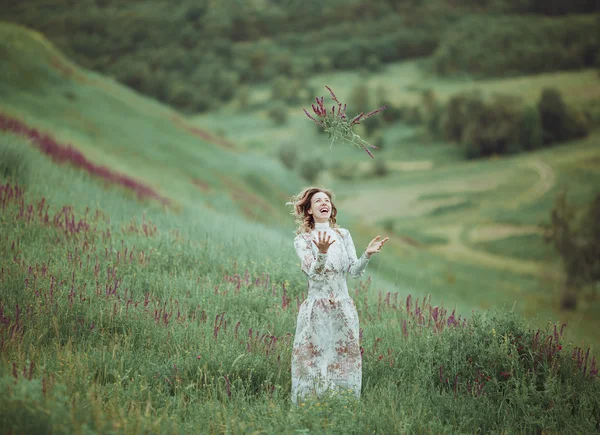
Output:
[303, 86, 386, 158]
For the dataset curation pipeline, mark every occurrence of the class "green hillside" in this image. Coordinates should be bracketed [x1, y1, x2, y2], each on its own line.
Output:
[0, 22, 301, 226]
[1, 21, 599, 434]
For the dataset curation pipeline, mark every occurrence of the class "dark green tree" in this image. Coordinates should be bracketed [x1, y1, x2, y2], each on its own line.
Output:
[544, 191, 600, 310]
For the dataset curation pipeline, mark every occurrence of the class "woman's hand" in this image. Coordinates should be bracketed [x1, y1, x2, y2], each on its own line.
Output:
[366, 235, 389, 257]
[312, 231, 336, 254]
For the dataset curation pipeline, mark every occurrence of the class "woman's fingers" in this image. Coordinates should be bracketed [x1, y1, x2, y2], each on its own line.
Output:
[367, 235, 390, 254]
[377, 237, 389, 248]
[313, 231, 335, 252]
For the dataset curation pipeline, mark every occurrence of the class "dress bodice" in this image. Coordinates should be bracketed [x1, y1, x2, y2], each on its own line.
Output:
[293, 222, 370, 298]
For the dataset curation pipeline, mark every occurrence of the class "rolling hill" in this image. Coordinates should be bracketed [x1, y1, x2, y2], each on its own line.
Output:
[0, 21, 301, 227]
[1, 20, 599, 434]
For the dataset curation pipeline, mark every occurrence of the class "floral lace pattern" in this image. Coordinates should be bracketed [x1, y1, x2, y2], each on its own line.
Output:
[291, 223, 370, 404]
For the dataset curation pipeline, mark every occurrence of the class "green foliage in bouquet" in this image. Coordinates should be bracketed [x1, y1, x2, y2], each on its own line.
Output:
[303, 86, 386, 158]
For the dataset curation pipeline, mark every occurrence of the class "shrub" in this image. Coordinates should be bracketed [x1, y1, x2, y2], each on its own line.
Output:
[432, 14, 600, 78]
[329, 161, 358, 181]
[544, 190, 600, 310]
[382, 219, 394, 233]
[298, 157, 324, 183]
[370, 158, 388, 177]
[404, 105, 424, 125]
[272, 52, 294, 76]
[271, 76, 307, 105]
[442, 92, 483, 143]
[421, 89, 444, 136]
[349, 83, 370, 116]
[236, 85, 251, 111]
[190, 93, 216, 113]
[0, 134, 31, 184]
[117, 61, 150, 92]
[371, 130, 385, 150]
[437, 90, 587, 158]
[517, 106, 544, 151]
[460, 94, 523, 156]
[168, 84, 196, 111]
[271, 76, 291, 102]
[366, 54, 383, 72]
[537, 88, 570, 144]
[331, 42, 364, 69]
[278, 142, 298, 170]
[563, 107, 590, 141]
[537, 87, 589, 144]
[267, 102, 289, 126]
[380, 102, 404, 124]
[313, 56, 333, 73]
[211, 70, 240, 102]
[364, 113, 385, 136]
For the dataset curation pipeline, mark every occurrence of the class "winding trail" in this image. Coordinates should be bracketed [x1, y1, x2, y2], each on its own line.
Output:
[426, 225, 561, 280]
[506, 159, 556, 209]
[346, 155, 563, 278]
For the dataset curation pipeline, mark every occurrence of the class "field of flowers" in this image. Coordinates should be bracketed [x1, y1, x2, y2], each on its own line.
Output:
[1, 22, 599, 433]
[1, 131, 599, 433]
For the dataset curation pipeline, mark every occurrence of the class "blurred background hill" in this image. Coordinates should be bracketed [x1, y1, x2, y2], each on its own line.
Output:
[4, 0, 600, 112]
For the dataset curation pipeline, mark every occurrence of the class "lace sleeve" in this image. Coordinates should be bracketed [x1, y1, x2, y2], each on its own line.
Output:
[294, 233, 328, 281]
[342, 229, 370, 279]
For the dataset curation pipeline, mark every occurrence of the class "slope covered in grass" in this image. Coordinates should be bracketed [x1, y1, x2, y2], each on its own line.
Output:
[1, 22, 599, 434]
[0, 21, 300, 226]
[1, 133, 599, 433]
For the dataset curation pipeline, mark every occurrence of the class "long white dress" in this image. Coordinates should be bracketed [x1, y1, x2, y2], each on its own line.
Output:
[291, 221, 370, 404]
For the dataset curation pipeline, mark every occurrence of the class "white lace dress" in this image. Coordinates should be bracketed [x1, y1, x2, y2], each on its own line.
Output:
[291, 221, 370, 404]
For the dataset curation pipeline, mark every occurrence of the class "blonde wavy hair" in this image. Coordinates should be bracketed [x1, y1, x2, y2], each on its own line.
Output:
[287, 187, 341, 235]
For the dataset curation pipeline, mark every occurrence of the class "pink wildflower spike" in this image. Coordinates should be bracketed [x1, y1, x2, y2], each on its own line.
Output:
[316, 96, 324, 111]
[303, 109, 324, 126]
[364, 105, 388, 119]
[312, 104, 320, 116]
[325, 85, 339, 104]
[331, 105, 335, 115]
[351, 113, 364, 126]
[362, 144, 375, 159]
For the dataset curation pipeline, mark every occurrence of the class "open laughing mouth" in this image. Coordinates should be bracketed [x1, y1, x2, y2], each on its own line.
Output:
[319, 206, 329, 214]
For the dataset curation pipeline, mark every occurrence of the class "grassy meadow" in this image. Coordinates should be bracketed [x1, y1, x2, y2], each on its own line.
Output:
[1, 21, 600, 434]
[195, 62, 600, 348]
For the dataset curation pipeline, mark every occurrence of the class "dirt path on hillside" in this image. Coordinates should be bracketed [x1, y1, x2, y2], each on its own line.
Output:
[468, 224, 544, 243]
[341, 176, 501, 223]
[421, 158, 555, 275]
[427, 225, 561, 280]
[506, 159, 555, 209]
[358, 160, 434, 172]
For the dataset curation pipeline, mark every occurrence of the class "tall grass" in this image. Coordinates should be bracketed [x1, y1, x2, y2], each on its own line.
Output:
[1, 133, 599, 433]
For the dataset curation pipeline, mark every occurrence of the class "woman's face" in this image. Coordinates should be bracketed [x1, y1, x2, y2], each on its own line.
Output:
[308, 191, 332, 224]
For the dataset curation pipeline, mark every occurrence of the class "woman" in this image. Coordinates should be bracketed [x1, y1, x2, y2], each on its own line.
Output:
[288, 187, 389, 404]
